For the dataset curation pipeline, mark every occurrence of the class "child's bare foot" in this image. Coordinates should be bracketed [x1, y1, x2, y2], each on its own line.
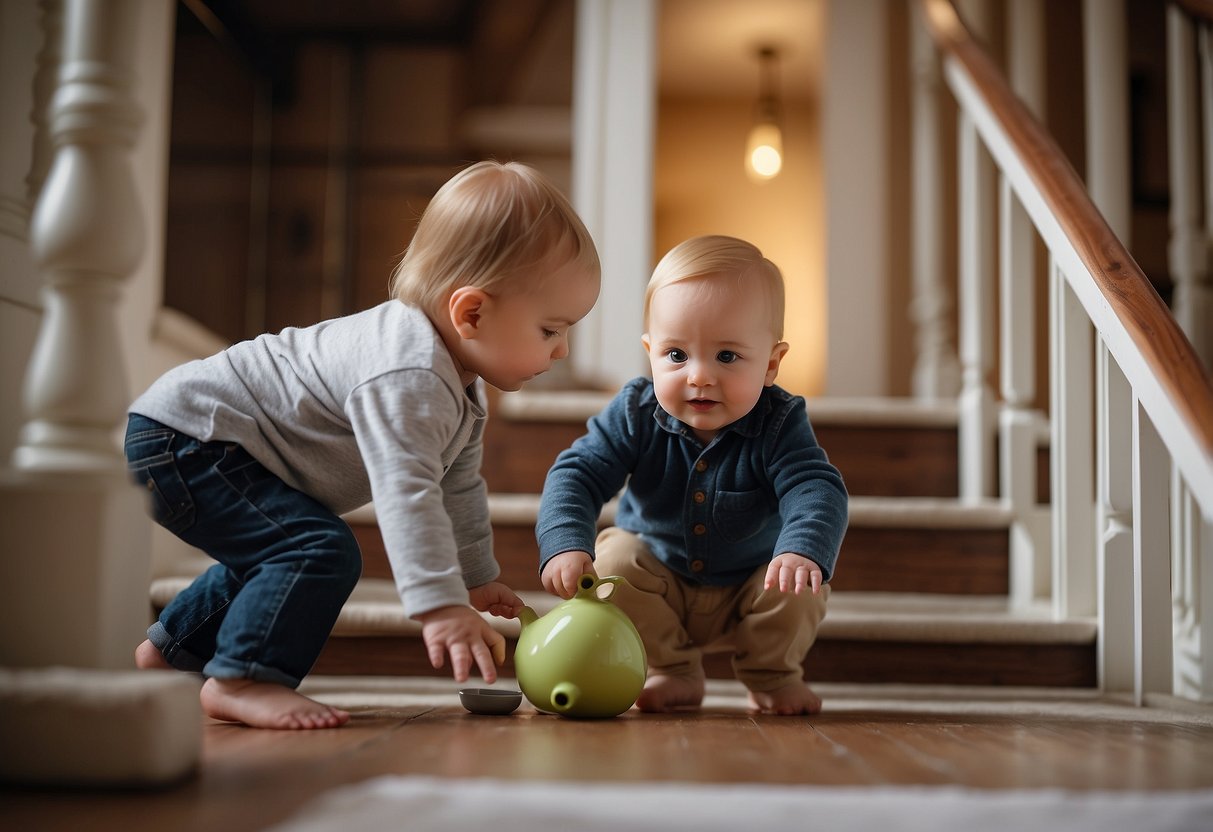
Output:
[747, 682, 822, 715]
[634, 672, 705, 712]
[200, 677, 350, 729]
[135, 639, 173, 670]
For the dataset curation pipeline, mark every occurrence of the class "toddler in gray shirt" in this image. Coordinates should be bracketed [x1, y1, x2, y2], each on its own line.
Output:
[126, 161, 600, 729]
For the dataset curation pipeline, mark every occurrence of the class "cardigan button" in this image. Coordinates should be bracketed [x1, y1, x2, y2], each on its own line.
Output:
[693, 491, 706, 504]
[695, 460, 708, 472]
[692, 523, 707, 536]
[690, 560, 705, 572]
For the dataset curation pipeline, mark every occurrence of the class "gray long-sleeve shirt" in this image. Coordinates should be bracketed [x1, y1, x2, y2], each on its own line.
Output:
[130, 300, 496, 617]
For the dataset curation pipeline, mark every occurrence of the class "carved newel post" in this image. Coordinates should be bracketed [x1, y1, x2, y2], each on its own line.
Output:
[14, 0, 144, 472]
[1, 0, 149, 672]
[0, 0, 201, 786]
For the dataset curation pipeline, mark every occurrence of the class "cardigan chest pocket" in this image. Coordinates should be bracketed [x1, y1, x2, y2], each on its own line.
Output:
[712, 489, 769, 543]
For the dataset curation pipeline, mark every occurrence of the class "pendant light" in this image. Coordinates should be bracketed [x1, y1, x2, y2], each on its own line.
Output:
[745, 46, 783, 182]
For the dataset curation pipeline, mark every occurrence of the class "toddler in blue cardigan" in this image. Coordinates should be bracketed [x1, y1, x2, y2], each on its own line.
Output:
[536, 235, 848, 715]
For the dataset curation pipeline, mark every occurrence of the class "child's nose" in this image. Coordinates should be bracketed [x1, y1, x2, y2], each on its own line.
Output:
[687, 359, 714, 386]
[552, 336, 570, 361]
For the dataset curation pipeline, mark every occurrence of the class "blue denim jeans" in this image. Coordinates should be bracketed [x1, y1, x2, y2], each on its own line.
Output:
[124, 414, 362, 688]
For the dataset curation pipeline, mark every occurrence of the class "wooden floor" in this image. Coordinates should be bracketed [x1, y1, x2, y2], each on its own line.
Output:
[4, 678, 1213, 832]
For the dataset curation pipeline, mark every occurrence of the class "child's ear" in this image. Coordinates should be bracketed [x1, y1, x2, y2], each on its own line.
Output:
[640, 333, 651, 353]
[449, 286, 490, 339]
[765, 341, 790, 385]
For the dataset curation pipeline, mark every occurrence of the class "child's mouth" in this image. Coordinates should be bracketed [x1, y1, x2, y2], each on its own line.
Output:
[688, 399, 717, 412]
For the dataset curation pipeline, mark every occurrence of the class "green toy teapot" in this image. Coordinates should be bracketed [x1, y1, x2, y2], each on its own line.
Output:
[514, 574, 647, 718]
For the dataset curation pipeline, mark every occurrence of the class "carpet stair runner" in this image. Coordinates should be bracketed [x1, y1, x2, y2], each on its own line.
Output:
[150, 390, 1095, 688]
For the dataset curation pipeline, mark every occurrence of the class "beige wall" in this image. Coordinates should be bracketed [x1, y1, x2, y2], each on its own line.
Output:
[654, 98, 825, 397]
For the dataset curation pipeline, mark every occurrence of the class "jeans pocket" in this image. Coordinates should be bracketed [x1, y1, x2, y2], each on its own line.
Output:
[214, 443, 271, 495]
[125, 424, 196, 534]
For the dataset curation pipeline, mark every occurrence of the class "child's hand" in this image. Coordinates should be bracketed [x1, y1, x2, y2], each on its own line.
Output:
[764, 553, 823, 595]
[541, 550, 596, 599]
[415, 604, 506, 684]
[468, 581, 525, 619]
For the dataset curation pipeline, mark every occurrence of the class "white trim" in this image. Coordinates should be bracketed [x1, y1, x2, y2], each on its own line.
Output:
[823, 0, 891, 395]
[569, 0, 656, 389]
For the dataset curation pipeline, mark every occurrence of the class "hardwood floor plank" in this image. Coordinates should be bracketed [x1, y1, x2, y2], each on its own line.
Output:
[4, 684, 1213, 832]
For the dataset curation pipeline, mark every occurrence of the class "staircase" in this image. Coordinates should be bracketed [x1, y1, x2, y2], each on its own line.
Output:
[147, 386, 1098, 690]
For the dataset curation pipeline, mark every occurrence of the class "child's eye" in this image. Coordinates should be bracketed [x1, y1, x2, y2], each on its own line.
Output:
[666, 349, 688, 364]
[542, 328, 560, 339]
[717, 350, 738, 364]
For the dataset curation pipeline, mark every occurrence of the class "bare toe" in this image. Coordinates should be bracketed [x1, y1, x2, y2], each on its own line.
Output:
[748, 682, 822, 716]
[201, 678, 350, 730]
[135, 639, 173, 670]
[635, 673, 705, 713]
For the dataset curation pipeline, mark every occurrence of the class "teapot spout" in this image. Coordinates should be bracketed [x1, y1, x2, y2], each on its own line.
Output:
[518, 605, 538, 629]
[550, 682, 581, 714]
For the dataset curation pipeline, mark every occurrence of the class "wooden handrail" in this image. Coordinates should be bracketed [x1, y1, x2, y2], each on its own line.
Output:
[918, 0, 1213, 458]
[1174, 0, 1213, 24]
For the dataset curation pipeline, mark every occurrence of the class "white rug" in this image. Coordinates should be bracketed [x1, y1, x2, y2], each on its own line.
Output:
[268, 775, 1213, 832]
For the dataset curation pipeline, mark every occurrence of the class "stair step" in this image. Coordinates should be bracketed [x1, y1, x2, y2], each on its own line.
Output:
[148, 576, 1092, 688]
[346, 495, 1012, 596]
[484, 391, 964, 498]
[149, 578, 1095, 687]
[147, 390, 1077, 689]
[486, 389, 1053, 504]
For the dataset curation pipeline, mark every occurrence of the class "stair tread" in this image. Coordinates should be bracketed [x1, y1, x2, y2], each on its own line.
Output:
[497, 389, 961, 427]
[343, 494, 1013, 530]
[150, 577, 1093, 645]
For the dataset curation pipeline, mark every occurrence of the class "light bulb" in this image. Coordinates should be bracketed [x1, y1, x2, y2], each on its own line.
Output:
[745, 121, 783, 181]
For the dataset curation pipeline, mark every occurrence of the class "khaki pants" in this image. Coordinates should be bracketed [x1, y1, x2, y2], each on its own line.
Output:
[594, 526, 830, 693]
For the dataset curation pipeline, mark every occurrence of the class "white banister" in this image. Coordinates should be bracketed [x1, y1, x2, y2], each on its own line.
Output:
[920, 0, 1213, 703]
[939, 50, 1213, 506]
[957, 109, 997, 500]
[1167, 5, 1212, 369]
[909, 0, 961, 400]
[1049, 259, 1096, 619]
[1173, 480, 1210, 700]
[1132, 398, 1175, 704]
[999, 174, 1049, 607]
[1098, 342, 1135, 691]
[1184, 510, 1213, 701]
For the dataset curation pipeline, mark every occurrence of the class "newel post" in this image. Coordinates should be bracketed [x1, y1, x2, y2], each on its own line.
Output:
[1, 0, 151, 672]
[0, 0, 201, 787]
[13, 0, 145, 472]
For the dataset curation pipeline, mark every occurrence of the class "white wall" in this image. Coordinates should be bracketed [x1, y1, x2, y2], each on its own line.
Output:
[655, 99, 826, 397]
[570, 0, 657, 390]
[822, 0, 890, 396]
[549, 0, 900, 396]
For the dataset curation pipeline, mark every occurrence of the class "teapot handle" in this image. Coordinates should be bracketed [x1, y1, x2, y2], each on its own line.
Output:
[587, 574, 628, 602]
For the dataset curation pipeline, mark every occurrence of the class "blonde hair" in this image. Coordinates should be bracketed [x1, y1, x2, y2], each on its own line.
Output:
[391, 161, 600, 313]
[645, 235, 785, 339]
